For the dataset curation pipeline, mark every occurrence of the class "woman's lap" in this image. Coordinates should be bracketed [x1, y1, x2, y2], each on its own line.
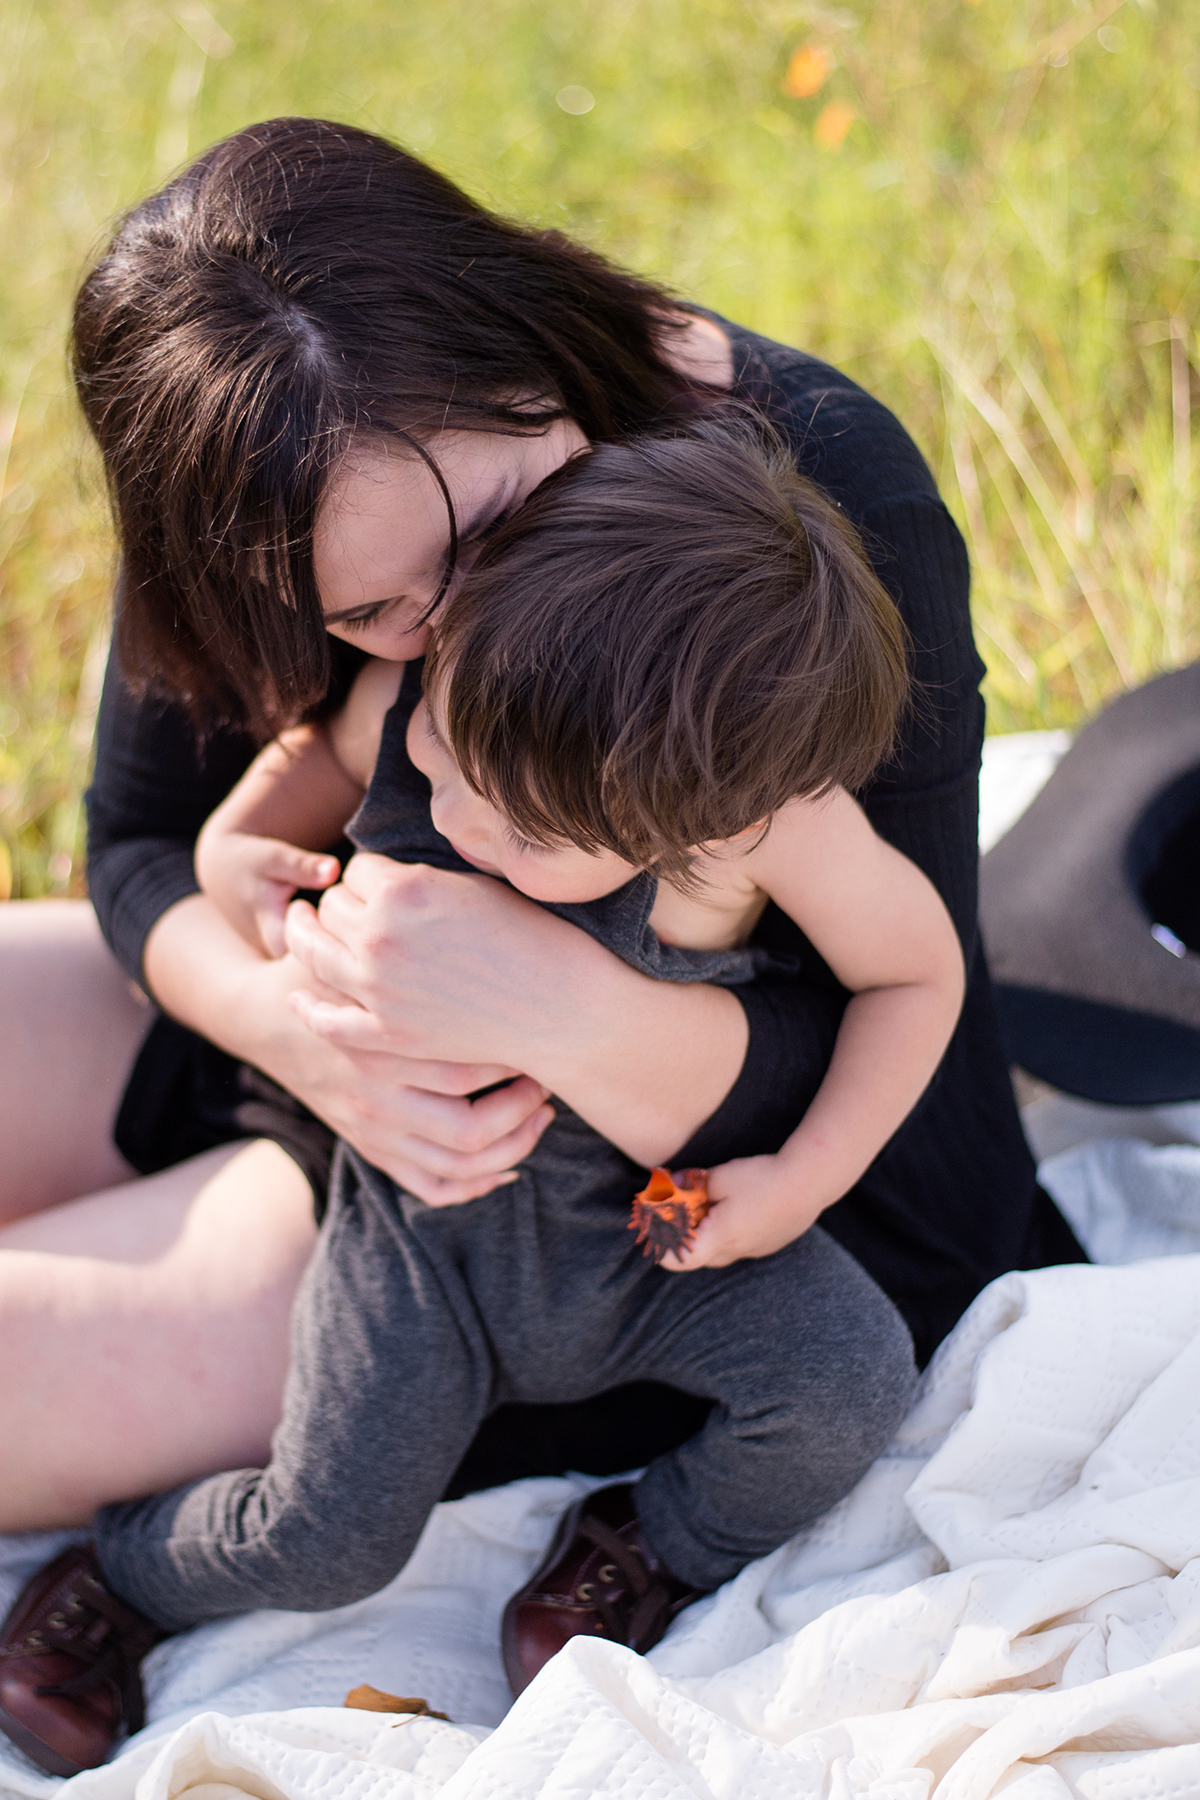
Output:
[115, 1012, 337, 1212]
[0, 901, 698, 1535]
[0, 900, 151, 1220]
[0, 901, 320, 1529]
[0, 900, 705, 1530]
[0, 1138, 317, 1531]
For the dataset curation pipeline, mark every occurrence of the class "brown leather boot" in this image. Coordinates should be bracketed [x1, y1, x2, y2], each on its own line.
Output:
[0, 1545, 162, 1776]
[501, 1483, 707, 1697]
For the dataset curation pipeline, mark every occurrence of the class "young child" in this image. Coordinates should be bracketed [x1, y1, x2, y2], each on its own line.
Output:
[93, 418, 959, 1694]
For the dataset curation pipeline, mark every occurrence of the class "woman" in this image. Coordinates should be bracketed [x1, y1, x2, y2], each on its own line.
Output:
[0, 116, 1082, 1540]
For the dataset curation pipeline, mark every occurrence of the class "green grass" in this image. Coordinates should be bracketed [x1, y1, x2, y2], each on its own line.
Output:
[2, 0, 1199, 895]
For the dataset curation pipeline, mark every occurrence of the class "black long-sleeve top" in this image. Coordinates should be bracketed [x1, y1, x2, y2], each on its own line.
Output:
[86, 320, 1083, 1365]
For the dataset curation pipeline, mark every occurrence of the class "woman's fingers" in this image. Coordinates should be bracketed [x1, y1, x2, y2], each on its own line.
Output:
[360, 1094, 555, 1205]
[391, 1166, 520, 1207]
[324, 1069, 554, 1198]
[252, 847, 337, 961]
[393, 1058, 529, 1096]
[396, 1078, 554, 1161]
[336, 850, 404, 902]
[457, 1073, 554, 1137]
[404, 1105, 555, 1180]
[351, 1055, 527, 1097]
[288, 993, 529, 1097]
[289, 990, 388, 1047]
[256, 902, 290, 961]
[283, 896, 366, 1001]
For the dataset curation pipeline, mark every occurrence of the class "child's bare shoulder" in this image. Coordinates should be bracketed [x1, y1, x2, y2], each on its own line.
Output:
[745, 788, 870, 866]
[329, 658, 406, 788]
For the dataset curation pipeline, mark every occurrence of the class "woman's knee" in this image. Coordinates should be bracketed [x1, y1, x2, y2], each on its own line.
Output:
[0, 1141, 318, 1531]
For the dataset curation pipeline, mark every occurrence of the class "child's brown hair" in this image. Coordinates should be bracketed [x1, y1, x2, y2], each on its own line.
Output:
[72, 117, 713, 736]
[427, 415, 909, 884]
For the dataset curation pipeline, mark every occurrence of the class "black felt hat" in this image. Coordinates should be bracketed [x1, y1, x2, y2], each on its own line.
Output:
[980, 662, 1200, 1104]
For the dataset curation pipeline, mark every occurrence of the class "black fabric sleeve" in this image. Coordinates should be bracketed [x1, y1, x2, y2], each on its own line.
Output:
[857, 490, 984, 956]
[86, 631, 366, 986]
[670, 337, 1081, 1364]
[85, 653, 260, 985]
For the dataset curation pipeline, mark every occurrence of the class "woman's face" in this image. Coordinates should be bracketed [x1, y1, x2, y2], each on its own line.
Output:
[314, 419, 587, 660]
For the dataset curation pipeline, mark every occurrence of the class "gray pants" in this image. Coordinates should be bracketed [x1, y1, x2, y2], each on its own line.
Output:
[95, 1107, 917, 1631]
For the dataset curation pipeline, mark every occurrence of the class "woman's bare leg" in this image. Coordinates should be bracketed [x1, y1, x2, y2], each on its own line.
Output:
[0, 1138, 317, 1530]
[0, 900, 152, 1220]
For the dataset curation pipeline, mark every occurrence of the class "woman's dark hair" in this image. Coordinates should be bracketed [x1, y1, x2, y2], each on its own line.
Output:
[427, 416, 910, 884]
[72, 116, 710, 734]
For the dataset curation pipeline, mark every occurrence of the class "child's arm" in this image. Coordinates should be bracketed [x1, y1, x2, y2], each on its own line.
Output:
[195, 658, 404, 957]
[664, 790, 966, 1271]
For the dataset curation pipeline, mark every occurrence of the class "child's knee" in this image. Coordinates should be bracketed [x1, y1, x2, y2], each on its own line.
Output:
[803, 1271, 916, 1456]
[724, 1254, 917, 1490]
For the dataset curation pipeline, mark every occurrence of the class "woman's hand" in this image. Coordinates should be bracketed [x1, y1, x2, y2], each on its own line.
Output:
[282, 853, 750, 1167]
[143, 893, 554, 1203]
[283, 856, 592, 1065]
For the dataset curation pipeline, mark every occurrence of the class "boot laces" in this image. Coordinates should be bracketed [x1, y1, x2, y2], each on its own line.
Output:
[577, 1515, 676, 1648]
[3, 1570, 157, 1735]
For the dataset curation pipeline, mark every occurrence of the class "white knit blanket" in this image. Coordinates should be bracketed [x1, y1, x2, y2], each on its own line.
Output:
[3, 731, 1198, 1797]
[4, 1221, 1200, 1800]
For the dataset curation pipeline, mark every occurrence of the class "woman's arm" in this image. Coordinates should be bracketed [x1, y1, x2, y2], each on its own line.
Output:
[89, 644, 553, 1201]
[143, 893, 556, 1201]
[90, 642, 750, 1176]
[283, 854, 750, 1165]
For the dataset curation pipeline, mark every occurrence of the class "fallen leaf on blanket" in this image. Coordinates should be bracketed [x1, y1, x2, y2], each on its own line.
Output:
[630, 1166, 711, 1262]
[343, 1684, 450, 1720]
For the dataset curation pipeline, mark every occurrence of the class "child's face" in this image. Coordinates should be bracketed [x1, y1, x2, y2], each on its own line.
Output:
[406, 694, 639, 904]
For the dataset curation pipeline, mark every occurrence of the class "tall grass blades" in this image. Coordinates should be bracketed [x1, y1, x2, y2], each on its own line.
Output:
[1, 0, 1197, 893]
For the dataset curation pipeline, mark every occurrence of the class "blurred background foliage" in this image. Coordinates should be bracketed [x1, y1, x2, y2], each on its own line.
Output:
[1, 0, 1198, 896]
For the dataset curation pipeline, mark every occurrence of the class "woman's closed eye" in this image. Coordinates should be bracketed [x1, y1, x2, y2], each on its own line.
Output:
[339, 599, 393, 633]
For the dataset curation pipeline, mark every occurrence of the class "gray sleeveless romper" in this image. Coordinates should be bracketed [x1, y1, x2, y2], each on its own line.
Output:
[94, 661, 916, 1633]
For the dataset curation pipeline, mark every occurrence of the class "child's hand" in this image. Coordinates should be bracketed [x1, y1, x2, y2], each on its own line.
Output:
[659, 1154, 824, 1271]
[196, 819, 340, 958]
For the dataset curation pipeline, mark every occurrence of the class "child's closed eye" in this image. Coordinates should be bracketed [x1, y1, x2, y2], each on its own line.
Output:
[501, 821, 547, 857]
